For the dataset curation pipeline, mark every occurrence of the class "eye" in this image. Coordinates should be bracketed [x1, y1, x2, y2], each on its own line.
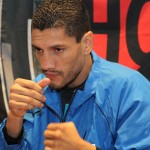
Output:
[32, 47, 43, 53]
[54, 48, 64, 53]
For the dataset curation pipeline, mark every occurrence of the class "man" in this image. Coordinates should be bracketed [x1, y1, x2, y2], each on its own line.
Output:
[0, 0, 150, 149]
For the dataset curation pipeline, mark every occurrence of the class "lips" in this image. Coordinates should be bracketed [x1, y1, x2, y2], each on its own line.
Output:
[42, 69, 62, 79]
[45, 72, 60, 79]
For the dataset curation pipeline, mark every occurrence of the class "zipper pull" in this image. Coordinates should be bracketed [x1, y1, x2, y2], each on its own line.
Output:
[64, 103, 69, 116]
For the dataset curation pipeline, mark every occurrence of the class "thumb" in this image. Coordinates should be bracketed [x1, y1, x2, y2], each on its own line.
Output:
[38, 78, 50, 88]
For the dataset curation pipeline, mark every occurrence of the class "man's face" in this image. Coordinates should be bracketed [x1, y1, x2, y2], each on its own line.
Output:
[32, 28, 92, 89]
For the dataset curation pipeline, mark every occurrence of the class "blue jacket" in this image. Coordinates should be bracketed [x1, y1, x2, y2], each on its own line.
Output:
[0, 51, 150, 150]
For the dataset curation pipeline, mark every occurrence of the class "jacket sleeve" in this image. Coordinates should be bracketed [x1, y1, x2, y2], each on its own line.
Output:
[114, 73, 150, 149]
[96, 147, 102, 150]
[0, 118, 31, 150]
[0, 119, 20, 149]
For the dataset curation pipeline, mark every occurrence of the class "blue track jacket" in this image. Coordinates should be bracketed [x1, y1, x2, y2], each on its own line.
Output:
[0, 51, 150, 150]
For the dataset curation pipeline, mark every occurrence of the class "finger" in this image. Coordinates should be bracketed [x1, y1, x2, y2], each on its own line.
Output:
[44, 139, 55, 148]
[45, 147, 52, 150]
[10, 84, 46, 102]
[10, 93, 44, 108]
[9, 100, 36, 110]
[47, 122, 74, 130]
[14, 78, 43, 94]
[38, 78, 50, 88]
[47, 123, 63, 131]
[44, 130, 62, 139]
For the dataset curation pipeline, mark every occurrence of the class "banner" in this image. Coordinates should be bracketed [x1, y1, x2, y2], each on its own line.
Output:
[84, 0, 150, 79]
[0, 0, 150, 122]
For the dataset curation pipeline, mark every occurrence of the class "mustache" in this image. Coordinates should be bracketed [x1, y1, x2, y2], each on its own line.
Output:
[42, 69, 62, 75]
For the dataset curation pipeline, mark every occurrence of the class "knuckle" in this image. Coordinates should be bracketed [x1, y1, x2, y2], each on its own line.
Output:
[15, 78, 22, 83]
[10, 83, 21, 94]
[10, 85, 16, 93]
[44, 130, 48, 137]
[44, 140, 51, 147]
[69, 122, 74, 127]
[30, 89, 36, 96]
[9, 93, 14, 99]
[30, 82, 36, 88]
[56, 130, 62, 138]
[9, 101, 13, 108]
[27, 97, 34, 104]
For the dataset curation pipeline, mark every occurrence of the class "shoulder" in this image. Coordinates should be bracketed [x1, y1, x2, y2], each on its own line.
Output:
[92, 51, 150, 116]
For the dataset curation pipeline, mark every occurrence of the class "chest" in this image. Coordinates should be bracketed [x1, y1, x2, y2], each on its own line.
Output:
[33, 97, 114, 149]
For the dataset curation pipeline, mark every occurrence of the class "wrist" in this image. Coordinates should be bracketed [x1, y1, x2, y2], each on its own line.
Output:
[6, 111, 24, 138]
[77, 139, 96, 150]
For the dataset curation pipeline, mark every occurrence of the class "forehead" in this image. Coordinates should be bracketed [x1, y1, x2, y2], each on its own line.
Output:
[32, 28, 77, 46]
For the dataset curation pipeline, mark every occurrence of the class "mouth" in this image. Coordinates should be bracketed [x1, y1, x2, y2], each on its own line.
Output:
[43, 70, 61, 79]
[45, 72, 58, 79]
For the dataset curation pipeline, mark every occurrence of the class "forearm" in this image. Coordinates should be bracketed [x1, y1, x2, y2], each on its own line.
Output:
[6, 111, 24, 138]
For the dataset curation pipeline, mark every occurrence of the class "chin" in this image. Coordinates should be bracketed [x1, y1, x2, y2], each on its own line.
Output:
[49, 79, 73, 90]
[49, 83, 64, 90]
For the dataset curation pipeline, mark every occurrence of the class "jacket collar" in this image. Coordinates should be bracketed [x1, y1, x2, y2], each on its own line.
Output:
[71, 51, 102, 109]
[33, 51, 102, 115]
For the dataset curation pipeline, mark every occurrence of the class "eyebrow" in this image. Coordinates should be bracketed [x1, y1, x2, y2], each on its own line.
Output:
[31, 45, 37, 48]
[32, 43, 68, 50]
[32, 44, 40, 48]
[50, 43, 69, 48]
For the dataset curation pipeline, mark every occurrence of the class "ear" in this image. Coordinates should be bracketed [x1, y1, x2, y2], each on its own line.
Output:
[81, 31, 94, 55]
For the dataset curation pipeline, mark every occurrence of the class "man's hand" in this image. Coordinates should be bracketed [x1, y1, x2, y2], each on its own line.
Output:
[9, 78, 50, 117]
[44, 122, 96, 150]
[6, 78, 50, 138]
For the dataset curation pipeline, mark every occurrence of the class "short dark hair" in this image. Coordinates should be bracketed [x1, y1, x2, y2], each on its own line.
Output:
[32, 0, 91, 43]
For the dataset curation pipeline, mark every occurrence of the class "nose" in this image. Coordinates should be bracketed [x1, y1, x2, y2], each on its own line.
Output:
[37, 51, 56, 70]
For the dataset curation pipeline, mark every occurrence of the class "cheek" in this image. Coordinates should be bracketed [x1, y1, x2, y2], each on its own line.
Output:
[35, 54, 41, 62]
[63, 54, 84, 75]
[35, 56, 43, 68]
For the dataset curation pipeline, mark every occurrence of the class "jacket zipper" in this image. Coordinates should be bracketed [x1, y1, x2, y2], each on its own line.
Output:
[62, 89, 77, 122]
[43, 102, 63, 122]
[38, 89, 77, 122]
